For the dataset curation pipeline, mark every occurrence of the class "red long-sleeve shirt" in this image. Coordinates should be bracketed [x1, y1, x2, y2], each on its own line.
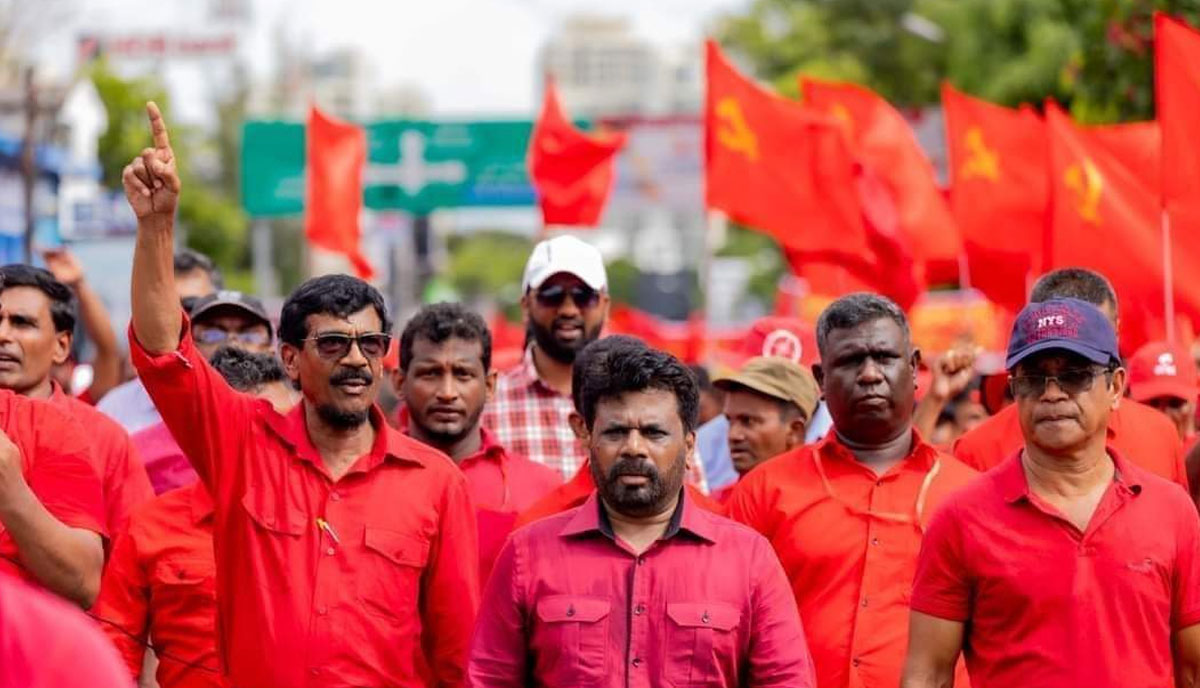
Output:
[130, 318, 480, 688]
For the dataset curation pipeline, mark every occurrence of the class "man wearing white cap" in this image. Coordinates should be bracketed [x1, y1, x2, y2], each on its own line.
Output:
[483, 235, 610, 480]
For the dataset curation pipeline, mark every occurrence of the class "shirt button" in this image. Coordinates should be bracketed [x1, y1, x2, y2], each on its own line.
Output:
[317, 606, 328, 615]
[852, 657, 861, 668]
[870, 538, 880, 546]
[330, 491, 341, 501]
[631, 658, 643, 668]
[861, 598, 869, 608]
[326, 547, 336, 556]
[634, 604, 645, 615]
[636, 558, 645, 566]
[310, 668, 319, 676]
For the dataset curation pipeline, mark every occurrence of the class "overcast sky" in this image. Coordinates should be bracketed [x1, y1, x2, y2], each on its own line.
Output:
[30, 0, 747, 122]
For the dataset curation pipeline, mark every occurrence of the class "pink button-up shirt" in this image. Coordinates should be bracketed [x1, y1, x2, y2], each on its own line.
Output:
[467, 490, 815, 688]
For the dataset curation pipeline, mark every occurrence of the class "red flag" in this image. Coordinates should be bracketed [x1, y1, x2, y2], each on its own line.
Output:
[1046, 103, 1168, 350]
[704, 41, 869, 256]
[802, 78, 962, 282]
[528, 79, 626, 226]
[1156, 13, 1200, 208]
[941, 84, 1048, 313]
[304, 106, 373, 279]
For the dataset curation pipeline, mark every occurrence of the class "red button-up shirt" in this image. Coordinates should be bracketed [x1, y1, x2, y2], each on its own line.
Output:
[0, 389, 106, 586]
[398, 412, 560, 583]
[93, 481, 223, 688]
[468, 491, 816, 688]
[0, 572, 130, 688]
[912, 449, 1200, 688]
[50, 382, 155, 536]
[515, 459, 723, 529]
[725, 432, 976, 688]
[130, 320, 480, 688]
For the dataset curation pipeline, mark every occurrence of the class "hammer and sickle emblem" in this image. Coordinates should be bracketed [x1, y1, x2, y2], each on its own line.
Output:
[1064, 158, 1103, 225]
[960, 127, 999, 181]
[716, 97, 759, 161]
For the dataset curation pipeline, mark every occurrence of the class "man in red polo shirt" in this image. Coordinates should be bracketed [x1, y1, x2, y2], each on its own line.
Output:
[954, 268, 1186, 488]
[93, 349, 296, 688]
[469, 339, 815, 687]
[516, 336, 722, 527]
[122, 102, 478, 688]
[904, 297, 1200, 688]
[0, 264, 154, 536]
[392, 302, 560, 582]
[1127, 340, 1197, 444]
[725, 293, 976, 688]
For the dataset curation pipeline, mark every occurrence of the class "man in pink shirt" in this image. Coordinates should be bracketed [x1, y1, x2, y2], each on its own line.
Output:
[393, 302, 560, 582]
[468, 338, 814, 687]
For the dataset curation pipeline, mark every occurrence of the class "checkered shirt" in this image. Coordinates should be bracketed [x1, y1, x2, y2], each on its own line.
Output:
[483, 348, 708, 491]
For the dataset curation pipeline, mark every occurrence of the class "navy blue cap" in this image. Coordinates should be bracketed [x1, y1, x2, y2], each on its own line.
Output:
[1006, 297, 1119, 370]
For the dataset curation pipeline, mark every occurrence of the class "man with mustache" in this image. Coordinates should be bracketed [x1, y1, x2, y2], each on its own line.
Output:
[904, 298, 1200, 687]
[483, 235, 609, 481]
[393, 302, 559, 581]
[123, 102, 478, 688]
[469, 339, 815, 687]
[725, 293, 977, 688]
[954, 268, 1187, 488]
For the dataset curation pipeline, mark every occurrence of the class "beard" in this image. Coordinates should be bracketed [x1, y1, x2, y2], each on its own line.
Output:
[413, 404, 485, 447]
[315, 403, 370, 430]
[591, 450, 688, 519]
[530, 316, 603, 364]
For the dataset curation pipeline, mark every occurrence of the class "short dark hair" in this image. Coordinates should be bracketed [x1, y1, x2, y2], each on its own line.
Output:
[816, 292, 910, 357]
[576, 338, 699, 433]
[173, 249, 223, 289]
[0, 264, 76, 333]
[278, 275, 391, 348]
[399, 302, 492, 372]
[208, 347, 286, 392]
[1030, 268, 1117, 310]
[571, 335, 644, 412]
[689, 364, 713, 392]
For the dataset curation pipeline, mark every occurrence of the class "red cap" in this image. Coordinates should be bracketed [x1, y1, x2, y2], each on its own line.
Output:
[1128, 341, 1198, 403]
[739, 317, 819, 366]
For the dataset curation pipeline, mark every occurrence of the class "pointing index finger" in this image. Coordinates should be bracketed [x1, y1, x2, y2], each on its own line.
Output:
[146, 101, 171, 151]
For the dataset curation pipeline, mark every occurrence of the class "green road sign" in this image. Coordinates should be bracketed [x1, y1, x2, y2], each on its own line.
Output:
[240, 118, 547, 217]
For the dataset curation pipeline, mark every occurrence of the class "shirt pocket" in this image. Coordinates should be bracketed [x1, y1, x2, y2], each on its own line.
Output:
[358, 526, 429, 621]
[665, 601, 741, 686]
[533, 595, 611, 686]
[152, 556, 216, 597]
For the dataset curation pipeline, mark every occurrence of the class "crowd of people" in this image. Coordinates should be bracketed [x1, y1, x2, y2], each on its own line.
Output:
[3, 104, 1200, 688]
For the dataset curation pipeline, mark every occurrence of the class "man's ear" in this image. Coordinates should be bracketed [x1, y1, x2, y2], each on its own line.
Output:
[786, 417, 807, 450]
[684, 429, 697, 470]
[279, 343, 301, 385]
[485, 369, 498, 403]
[390, 367, 406, 402]
[52, 331, 72, 367]
[568, 411, 588, 441]
[1109, 367, 1126, 410]
[812, 363, 825, 397]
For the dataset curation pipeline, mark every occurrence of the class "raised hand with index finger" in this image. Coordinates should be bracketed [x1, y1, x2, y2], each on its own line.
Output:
[121, 101, 181, 222]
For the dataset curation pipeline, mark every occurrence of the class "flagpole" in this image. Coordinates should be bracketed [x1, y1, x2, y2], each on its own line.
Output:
[1163, 207, 1177, 344]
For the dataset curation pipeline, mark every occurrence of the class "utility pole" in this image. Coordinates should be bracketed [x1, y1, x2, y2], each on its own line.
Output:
[19, 66, 36, 264]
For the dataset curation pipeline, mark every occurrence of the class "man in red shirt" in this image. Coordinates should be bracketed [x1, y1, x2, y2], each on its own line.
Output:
[905, 297, 1200, 687]
[469, 338, 815, 687]
[123, 102, 478, 688]
[0, 572, 129, 688]
[0, 264, 154, 536]
[954, 268, 1187, 488]
[516, 336, 722, 527]
[93, 349, 296, 688]
[725, 293, 977, 688]
[1127, 340, 1197, 443]
[392, 302, 560, 582]
[711, 355, 818, 502]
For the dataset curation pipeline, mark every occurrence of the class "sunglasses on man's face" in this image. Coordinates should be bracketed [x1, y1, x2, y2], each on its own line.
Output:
[194, 327, 271, 347]
[302, 332, 391, 360]
[1008, 367, 1110, 399]
[534, 284, 600, 309]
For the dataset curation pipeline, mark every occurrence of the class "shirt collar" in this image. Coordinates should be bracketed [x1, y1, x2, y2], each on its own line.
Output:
[187, 482, 215, 524]
[995, 446, 1144, 504]
[560, 488, 717, 544]
[263, 401, 427, 473]
[512, 346, 568, 397]
[817, 427, 939, 472]
[395, 408, 505, 466]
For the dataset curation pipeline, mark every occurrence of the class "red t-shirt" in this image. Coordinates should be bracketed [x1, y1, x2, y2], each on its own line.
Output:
[0, 572, 129, 688]
[130, 318, 480, 688]
[0, 389, 106, 587]
[954, 400, 1188, 489]
[912, 449, 1200, 687]
[51, 382, 154, 536]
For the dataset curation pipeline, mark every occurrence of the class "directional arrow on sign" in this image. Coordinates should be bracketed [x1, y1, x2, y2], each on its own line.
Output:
[365, 130, 467, 194]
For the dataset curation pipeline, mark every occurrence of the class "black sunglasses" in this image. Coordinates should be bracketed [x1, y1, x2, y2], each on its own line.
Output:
[1009, 366, 1111, 398]
[302, 332, 391, 360]
[534, 284, 600, 309]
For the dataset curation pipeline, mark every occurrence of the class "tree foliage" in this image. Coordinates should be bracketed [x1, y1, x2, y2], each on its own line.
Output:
[715, 0, 1200, 122]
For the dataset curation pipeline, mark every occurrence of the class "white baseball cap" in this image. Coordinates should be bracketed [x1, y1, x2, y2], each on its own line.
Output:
[521, 235, 608, 292]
